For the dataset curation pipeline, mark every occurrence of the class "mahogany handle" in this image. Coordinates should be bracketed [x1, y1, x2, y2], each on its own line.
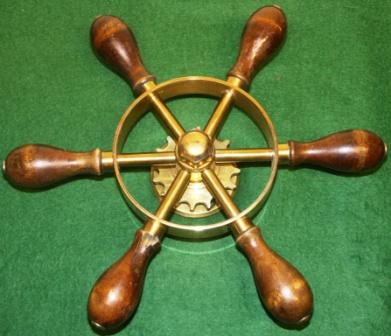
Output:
[289, 129, 387, 173]
[228, 5, 287, 87]
[3, 144, 102, 189]
[88, 229, 160, 332]
[91, 15, 155, 93]
[237, 227, 313, 327]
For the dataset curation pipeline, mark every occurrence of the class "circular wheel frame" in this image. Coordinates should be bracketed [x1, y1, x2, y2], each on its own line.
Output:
[113, 76, 279, 239]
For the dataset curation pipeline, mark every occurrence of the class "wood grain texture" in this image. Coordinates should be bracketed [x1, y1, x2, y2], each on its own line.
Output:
[228, 5, 287, 87]
[3, 144, 102, 189]
[236, 227, 313, 327]
[88, 229, 161, 332]
[91, 15, 154, 93]
[289, 129, 387, 173]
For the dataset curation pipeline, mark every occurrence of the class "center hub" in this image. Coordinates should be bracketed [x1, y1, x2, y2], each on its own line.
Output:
[176, 131, 214, 170]
[151, 136, 240, 218]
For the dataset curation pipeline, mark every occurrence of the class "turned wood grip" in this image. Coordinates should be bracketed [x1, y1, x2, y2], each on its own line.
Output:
[91, 15, 154, 92]
[88, 229, 160, 332]
[228, 6, 287, 87]
[289, 129, 387, 173]
[3, 144, 102, 189]
[237, 227, 313, 327]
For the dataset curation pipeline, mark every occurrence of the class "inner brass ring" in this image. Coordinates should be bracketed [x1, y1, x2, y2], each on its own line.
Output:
[112, 76, 279, 239]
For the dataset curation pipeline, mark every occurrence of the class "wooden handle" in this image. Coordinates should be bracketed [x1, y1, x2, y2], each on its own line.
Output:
[3, 144, 102, 189]
[91, 15, 155, 93]
[289, 129, 387, 173]
[228, 6, 287, 88]
[237, 227, 313, 327]
[88, 229, 160, 332]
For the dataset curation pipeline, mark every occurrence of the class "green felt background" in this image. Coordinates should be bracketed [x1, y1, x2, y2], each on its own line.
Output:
[0, 0, 390, 335]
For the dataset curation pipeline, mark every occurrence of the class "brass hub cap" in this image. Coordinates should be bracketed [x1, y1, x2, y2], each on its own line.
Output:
[176, 130, 214, 170]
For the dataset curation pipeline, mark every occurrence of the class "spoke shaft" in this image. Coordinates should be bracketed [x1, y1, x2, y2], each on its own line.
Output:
[202, 168, 253, 237]
[143, 169, 190, 237]
[204, 76, 243, 138]
[216, 144, 289, 163]
[102, 151, 176, 171]
[100, 144, 288, 172]
[142, 81, 185, 140]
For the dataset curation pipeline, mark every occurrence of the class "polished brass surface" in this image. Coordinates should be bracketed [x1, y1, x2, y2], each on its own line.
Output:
[204, 76, 244, 138]
[141, 80, 185, 140]
[143, 169, 190, 237]
[204, 89, 234, 138]
[202, 168, 253, 237]
[276, 143, 290, 164]
[151, 137, 240, 218]
[176, 130, 214, 170]
[112, 76, 279, 239]
[101, 143, 288, 172]
[101, 151, 176, 171]
[216, 143, 290, 163]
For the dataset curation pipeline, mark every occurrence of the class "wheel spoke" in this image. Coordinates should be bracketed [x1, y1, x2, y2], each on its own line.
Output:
[203, 88, 234, 138]
[102, 151, 176, 171]
[144, 82, 185, 140]
[215, 144, 289, 164]
[143, 169, 190, 237]
[101, 143, 288, 173]
[203, 77, 242, 139]
[201, 168, 253, 237]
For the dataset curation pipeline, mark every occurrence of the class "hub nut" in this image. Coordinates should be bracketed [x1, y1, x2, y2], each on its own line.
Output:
[176, 130, 214, 170]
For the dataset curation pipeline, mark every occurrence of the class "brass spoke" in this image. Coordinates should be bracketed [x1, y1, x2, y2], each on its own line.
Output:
[143, 169, 190, 237]
[201, 168, 253, 237]
[101, 151, 176, 171]
[100, 143, 288, 173]
[142, 81, 185, 140]
[215, 144, 289, 164]
[203, 77, 243, 139]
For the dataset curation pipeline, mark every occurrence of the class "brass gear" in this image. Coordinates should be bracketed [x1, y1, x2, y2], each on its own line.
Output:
[151, 135, 240, 218]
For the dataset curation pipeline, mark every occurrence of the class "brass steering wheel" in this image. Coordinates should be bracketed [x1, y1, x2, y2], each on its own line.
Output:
[3, 6, 386, 333]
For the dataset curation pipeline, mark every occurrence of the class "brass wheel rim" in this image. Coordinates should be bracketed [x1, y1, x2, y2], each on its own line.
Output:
[112, 76, 279, 239]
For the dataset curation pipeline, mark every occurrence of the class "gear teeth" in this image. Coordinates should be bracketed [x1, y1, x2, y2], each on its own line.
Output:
[177, 181, 214, 212]
[216, 165, 240, 190]
[214, 139, 230, 149]
[232, 167, 241, 175]
[224, 181, 237, 190]
[156, 136, 175, 152]
[205, 198, 213, 210]
[151, 138, 240, 217]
